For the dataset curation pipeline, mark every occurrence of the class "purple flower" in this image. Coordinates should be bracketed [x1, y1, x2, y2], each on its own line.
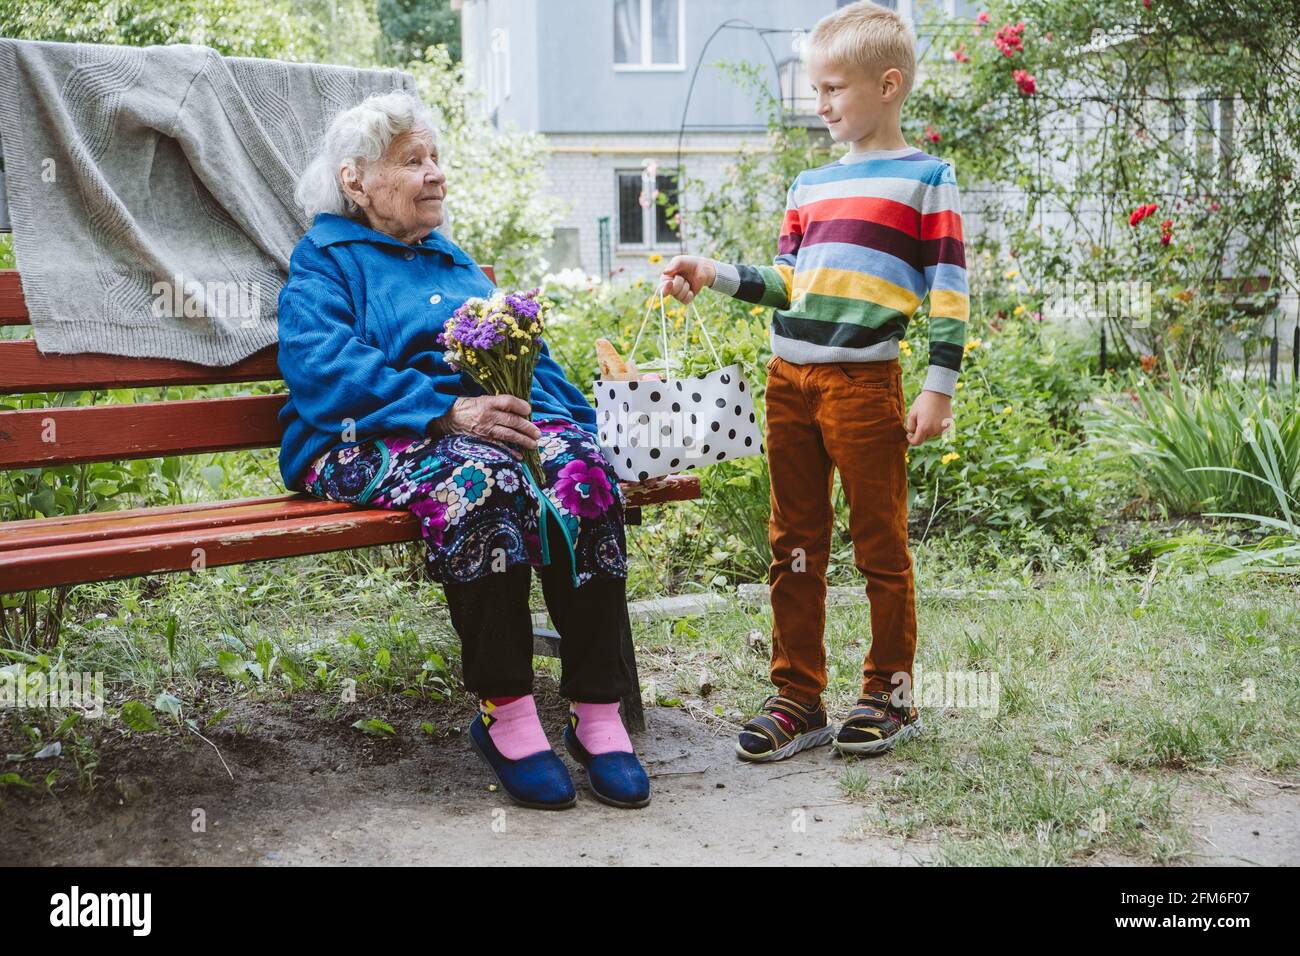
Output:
[554, 459, 615, 518]
[409, 496, 450, 548]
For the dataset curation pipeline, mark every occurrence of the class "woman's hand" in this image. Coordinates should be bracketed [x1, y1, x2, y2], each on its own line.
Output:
[432, 395, 540, 460]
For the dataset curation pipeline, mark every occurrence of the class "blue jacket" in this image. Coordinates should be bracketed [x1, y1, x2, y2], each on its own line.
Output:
[276, 212, 598, 489]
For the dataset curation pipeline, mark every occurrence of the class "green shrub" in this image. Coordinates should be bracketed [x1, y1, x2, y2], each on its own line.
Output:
[1090, 361, 1300, 518]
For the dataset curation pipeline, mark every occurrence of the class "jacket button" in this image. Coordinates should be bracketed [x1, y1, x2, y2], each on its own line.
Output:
[404, 250, 415, 261]
[429, 294, 442, 305]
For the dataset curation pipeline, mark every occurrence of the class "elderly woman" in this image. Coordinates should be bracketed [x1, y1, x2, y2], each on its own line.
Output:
[277, 91, 649, 811]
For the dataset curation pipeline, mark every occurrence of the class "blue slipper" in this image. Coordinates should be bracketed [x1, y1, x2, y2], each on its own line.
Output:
[562, 726, 651, 809]
[469, 715, 576, 810]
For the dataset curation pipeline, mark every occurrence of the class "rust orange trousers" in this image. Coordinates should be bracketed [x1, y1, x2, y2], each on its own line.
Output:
[762, 355, 917, 704]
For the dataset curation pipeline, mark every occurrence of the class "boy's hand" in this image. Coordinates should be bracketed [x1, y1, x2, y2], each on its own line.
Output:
[905, 390, 955, 446]
[659, 256, 716, 304]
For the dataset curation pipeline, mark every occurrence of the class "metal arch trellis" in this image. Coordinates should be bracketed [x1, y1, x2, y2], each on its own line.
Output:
[671, 19, 798, 257]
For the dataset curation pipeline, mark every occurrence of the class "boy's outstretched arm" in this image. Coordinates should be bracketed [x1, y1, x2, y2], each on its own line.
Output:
[907, 162, 969, 446]
[661, 184, 802, 307]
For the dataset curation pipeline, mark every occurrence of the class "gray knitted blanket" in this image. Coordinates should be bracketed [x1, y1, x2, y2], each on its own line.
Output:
[0, 39, 415, 365]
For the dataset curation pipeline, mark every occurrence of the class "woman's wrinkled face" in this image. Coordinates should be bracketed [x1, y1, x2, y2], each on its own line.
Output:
[344, 127, 447, 244]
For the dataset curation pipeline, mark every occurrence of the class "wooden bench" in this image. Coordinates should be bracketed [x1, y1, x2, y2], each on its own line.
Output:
[0, 268, 700, 729]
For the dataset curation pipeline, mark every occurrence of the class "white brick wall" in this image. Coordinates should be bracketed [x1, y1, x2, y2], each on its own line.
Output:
[541, 131, 770, 280]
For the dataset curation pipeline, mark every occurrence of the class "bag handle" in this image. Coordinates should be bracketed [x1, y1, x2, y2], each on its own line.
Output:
[627, 292, 724, 379]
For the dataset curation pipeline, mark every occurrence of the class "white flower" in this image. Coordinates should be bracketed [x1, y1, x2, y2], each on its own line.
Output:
[541, 267, 601, 291]
[538, 434, 566, 462]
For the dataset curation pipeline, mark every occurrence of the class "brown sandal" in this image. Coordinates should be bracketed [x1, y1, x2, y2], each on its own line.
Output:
[736, 694, 835, 762]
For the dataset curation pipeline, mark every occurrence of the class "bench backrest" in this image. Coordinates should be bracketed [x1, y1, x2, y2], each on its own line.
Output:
[0, 267, 493, 472]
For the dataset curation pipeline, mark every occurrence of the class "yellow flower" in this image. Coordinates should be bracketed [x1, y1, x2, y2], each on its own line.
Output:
[648, 254, 663, 265]
[749, 305, 765, 316]
[1001, 405, 1013, 414]
[955, 381, 965, 390]
[1004, 269, 1019, 279]
[898, 339, 913, 356]
[1013, 304, 1025, 316]
[941, 452, 960, 465]
[963, 337, 982, 355]
[904, 451, 910, 465]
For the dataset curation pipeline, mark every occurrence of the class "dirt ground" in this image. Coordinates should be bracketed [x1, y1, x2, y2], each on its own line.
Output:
[2, 691, 1297, 866]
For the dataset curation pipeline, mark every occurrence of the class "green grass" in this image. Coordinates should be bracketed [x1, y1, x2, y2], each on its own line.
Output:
[3, 532, 1296, 864]
[633, 560, 1299, 865]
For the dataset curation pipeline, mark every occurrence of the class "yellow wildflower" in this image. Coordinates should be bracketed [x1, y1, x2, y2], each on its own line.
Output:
[898, 339, 913, 356]
[648, 254, 663, 265]
[941, 452, 960, 465]
[956, 381, 965, 390]
[963, 337, 982, 355]
[1004, 269, 1018, 279]
[1013, 304, 1025, 316]
[1002, 405, 1013, 414]
[750, 305, 765, 316]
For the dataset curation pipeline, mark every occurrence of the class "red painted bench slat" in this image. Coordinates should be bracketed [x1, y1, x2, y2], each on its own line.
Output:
[0, 506, 422, 591]
[0, 271, 26, 325]
[0, 340, 282, 392]
[0, 394, 286, 469]
[0, 493, 356, 552]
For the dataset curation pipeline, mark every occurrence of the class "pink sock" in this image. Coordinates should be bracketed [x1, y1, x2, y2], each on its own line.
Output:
[481, 695, 551, 759]
[570, 701, 633, 755]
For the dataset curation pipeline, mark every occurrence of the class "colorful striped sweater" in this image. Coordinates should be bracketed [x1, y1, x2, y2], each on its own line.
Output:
[709, 146, 969, 396]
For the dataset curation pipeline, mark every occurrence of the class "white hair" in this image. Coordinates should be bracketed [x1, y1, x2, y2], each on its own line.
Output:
[295, 89, 440, 221]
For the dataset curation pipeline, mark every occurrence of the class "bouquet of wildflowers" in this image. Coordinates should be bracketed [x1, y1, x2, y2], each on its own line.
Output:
[437, 288, 548, 484]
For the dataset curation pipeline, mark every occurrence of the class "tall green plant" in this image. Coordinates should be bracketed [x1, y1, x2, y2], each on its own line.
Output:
[1091, 358, 1300, 516]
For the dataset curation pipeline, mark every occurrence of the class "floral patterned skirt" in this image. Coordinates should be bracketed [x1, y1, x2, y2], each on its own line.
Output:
[300, 418, 628, 586]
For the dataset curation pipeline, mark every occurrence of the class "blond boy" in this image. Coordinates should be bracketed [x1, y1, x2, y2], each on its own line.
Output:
[661, 2, 967, 759]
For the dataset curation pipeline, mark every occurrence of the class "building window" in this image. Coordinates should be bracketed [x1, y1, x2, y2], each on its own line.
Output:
[616, 167, 681, 247]
[779, 56, 816, 117]
[614, 0, 685, 71]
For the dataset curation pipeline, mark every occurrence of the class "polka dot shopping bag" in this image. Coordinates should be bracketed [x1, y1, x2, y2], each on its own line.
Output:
[595, 294, 763, 482]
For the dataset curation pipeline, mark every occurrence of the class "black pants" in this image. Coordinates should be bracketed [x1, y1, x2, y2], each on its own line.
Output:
[442, 518, 635, 703]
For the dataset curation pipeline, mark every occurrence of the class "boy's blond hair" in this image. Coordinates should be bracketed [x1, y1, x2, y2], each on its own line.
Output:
[806, 1, 917, 98]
